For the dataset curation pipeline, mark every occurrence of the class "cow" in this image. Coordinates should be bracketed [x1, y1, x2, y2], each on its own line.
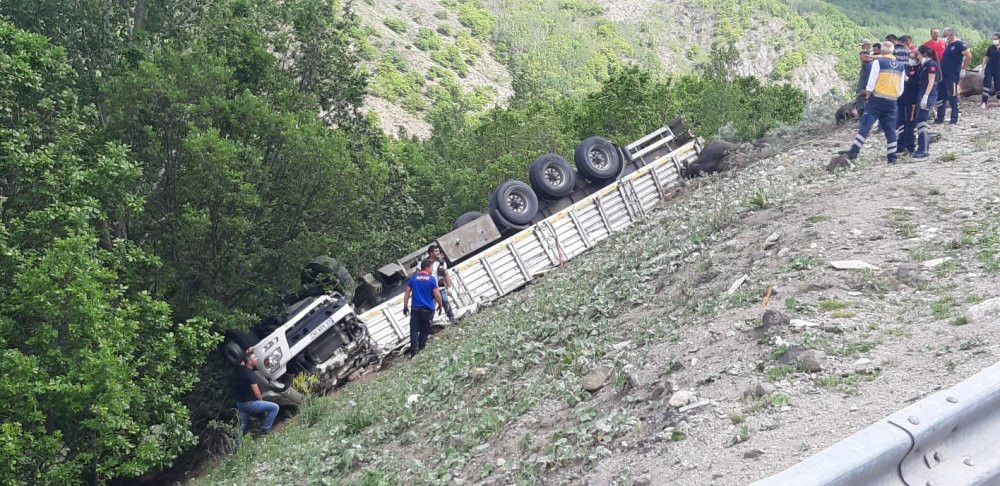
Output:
[683, 139, 740, 178]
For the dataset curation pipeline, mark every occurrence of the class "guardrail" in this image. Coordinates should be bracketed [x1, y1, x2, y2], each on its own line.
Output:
[751, 360, 1000, 486]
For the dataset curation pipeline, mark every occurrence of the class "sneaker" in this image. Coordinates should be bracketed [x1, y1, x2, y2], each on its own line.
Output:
[887, 158, 898, 165]
[933, 119, 944, 125]
[982, 102, 988, 110]
[911, 151, 929, 159]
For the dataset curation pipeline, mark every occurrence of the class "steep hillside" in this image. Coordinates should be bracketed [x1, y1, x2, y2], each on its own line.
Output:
[198, 98, 1000, 484]
[359, 0, 872, 136]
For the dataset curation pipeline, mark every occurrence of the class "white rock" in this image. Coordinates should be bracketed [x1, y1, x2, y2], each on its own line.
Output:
[920, 257, 952, 268]
[966, 298, 1000, 326]
[668, 390, 696, 408]
[777, 247, 791, 257]
[790, 319, 820, 331]
[497, 458, 506, 467]
[727, 274, 749, 295]
[406, 394, 421, 406]
[828, 260, 879, 270]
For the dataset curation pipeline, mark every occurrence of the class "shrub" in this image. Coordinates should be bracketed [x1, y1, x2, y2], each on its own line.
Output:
[383, 17, 407, 34]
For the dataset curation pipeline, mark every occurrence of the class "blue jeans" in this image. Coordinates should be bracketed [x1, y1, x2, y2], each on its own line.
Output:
[936, 78, 960, 123]
[916, 94, 937, 154]
[849, 97, 898, 163]
[439, 288, 455, 321]
[237, 400, 279, 434]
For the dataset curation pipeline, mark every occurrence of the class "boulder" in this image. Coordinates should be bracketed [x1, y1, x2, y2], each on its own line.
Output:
[795, 349, 826, 372]
[965, 298, 1000, 326]
[668, 390, 696, 408]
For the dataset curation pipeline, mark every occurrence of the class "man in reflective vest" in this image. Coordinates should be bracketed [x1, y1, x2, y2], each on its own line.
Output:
[846, 41, 907, 164]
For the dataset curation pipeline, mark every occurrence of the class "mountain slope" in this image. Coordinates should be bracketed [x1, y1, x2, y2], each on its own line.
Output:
[198, 99, 1000, 484]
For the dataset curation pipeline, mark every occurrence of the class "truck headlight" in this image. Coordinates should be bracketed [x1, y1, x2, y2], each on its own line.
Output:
[263, 349, 283, 374]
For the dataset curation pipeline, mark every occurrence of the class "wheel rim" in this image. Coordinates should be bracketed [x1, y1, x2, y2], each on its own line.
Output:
[543, 165, 564, 187]
[588, 148, 610, 170]
[505, 191, 528, 213]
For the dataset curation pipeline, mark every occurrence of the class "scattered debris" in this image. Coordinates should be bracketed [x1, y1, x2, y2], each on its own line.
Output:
[790, 319, 820, 332]
[761, 309, 790, 330]
[678, 400, 712, 413]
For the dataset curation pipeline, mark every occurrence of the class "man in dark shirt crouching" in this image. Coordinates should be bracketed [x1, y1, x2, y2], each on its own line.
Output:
[234, 348, 279, 436]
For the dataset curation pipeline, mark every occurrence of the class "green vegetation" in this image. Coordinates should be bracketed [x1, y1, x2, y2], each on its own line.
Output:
[415, 27, 443, 51]
[823, 0, 998, 39]
[383, 16, 407, 33]
[370, 52, 427, 112]
[456, 0, 494, 40]
[814, 369, 880, 394]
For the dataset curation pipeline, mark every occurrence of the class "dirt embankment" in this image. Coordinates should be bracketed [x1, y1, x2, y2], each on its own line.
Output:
[199, 99, 1000, 485]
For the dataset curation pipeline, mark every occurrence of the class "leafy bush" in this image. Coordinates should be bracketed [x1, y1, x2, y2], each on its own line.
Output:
[456, 0, 494, 40]
[383, 17, 407, 34]
[415, 27, 442, 51]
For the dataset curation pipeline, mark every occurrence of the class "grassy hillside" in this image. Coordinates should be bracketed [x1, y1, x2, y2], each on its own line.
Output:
[824, 0, 999, 39]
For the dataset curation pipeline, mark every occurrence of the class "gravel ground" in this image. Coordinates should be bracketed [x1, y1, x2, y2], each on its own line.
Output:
[575, 100, 1000, 485]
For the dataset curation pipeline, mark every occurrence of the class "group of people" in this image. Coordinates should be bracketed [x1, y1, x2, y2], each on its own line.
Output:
[846, 28, 1000, 163]
[231, 244, 459, 437]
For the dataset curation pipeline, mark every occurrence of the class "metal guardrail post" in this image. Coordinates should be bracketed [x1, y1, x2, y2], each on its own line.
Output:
[751, 360, 1000, 486]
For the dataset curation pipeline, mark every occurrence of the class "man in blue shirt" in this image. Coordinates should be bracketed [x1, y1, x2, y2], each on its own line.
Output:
[403, 259, 444, 357]
[935, 28, 972, 124]
[896, 60, 922, 155]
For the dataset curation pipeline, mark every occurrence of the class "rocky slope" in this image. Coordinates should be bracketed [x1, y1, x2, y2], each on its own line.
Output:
[359, 0, 853, 137]
[198, 99, 1000, 484]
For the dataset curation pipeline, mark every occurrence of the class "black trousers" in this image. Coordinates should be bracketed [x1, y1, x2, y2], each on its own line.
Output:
[409, 307, 433, 355]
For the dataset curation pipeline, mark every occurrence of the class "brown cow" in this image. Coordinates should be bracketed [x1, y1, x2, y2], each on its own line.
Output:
[959, 70, 984, 97]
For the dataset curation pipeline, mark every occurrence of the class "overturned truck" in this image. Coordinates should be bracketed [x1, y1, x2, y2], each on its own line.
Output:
[223, 118, 703, 404]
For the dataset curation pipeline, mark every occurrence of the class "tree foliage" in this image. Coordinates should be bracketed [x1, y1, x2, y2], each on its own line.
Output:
[0, 21, 216, 483]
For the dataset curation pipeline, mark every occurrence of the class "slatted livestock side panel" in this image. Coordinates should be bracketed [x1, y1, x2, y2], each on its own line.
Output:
[358, 138, 701, 355]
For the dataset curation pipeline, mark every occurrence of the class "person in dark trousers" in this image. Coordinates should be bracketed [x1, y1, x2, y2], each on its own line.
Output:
[846, 41, 906, 164]
[402, 259, 444, 358]
[234, 349, 279, 436]
[913, 45, 941, 158]
[981, 33, 1000, 109]
[935, 28, 971, 124]
[857, 40, 881, 116]
[421, 244, 456, 322]
[896, 57, 922, 156]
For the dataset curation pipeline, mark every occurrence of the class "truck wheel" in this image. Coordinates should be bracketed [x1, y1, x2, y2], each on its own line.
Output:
[452, 211, 483, 230]
[302, 256, 353, 294]
[529, 154, 576, 200]
[574, 136, 623, 183]
[489, 207, 530, 232]
[489, 180, 538, 226]
[223, 330, 259, 366]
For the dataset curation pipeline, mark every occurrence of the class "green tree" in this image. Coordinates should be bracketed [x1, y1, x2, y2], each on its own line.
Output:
[0, 21, 215, 484]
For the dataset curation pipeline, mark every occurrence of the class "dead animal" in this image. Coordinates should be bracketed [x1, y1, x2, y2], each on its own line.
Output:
[834, 96, 865, 125]
[684, 139, 739, 177]
[959, 70, 984, 97]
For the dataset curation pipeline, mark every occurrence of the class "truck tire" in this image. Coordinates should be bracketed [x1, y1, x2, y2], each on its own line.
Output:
[302, 256, 353, 294]
[223, 330, 259, 366]
[574, 136, 623, 183]
[529, 154, 576, 200]
[489, 207, 530, 232]
[489, 180, 538, 226]
[452, 211, 483, 230]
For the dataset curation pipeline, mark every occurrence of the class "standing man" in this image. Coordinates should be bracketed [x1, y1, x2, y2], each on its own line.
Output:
[981, 33, 1000, 109]
[913, 45, 941, 158]
[234, 349, 280, 436]
[896, 57, 922, 156]
[422, 244, 457, 322]
[935, 28, 971, 125]
[402, 259, 444, 358]
[843, 41, 907, 165]
[923, 28, 946, 62]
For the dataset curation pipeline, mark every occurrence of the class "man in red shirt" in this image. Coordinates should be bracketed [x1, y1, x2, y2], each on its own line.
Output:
[923, 28, 946, 61]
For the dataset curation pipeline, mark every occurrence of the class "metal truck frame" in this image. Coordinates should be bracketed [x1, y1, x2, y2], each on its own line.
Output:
[227, 119, 703, 403]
